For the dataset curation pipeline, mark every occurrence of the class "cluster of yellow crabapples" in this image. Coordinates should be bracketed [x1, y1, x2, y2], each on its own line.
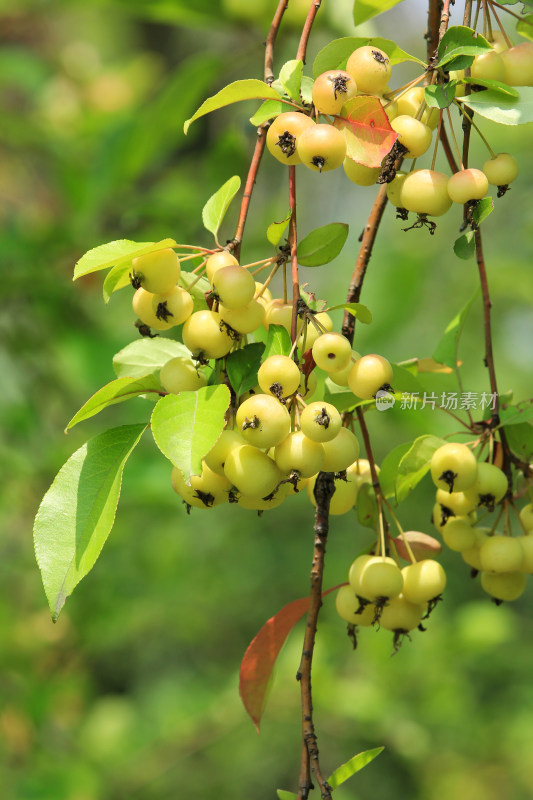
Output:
[266, 40, 529, 215]
[336, 441, 533, 647]
[129, 246, 394, 514]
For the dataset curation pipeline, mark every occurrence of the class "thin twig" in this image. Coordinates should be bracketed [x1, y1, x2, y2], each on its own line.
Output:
[297, 1, 323, 63]
[289, 165, 299, 343]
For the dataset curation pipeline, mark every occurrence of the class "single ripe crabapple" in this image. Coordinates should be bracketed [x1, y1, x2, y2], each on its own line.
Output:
[501, 42, 533, 87]
[395, 86, 439, 129]
[211, 265, 256, 309]
[224, 444, 284, 499]
[390, 116, 433, 158]
[306, 472, 358, 515]
[516, 534, 533, 573]
[348, 554, 374, 592]
[218, 299, 266, 334]
[447, 168, 489, 204]
[236, 393, 291, 449]
[274, 431, 325, 478]
[182, 310, 235, 360]
[312, 70, 358, 116]
[464, 462, 508, 509]
[131, 248, 181, 295]
[312, 332, 352, 373]
[480, 570, 527, 602]
[299, 401, 342, 443]
[204, 429, 246, 476]
[461, 527, 490, 570]
[171, 462, 231, 509]
[379, 594, 425, 633]
[320, 427, 360, 472]
[401, 559, 446, 604]
[151, 285, 194, 329]
[264, 299, 292, 332]
[520, 503, 533, 531]
[266, 112, 316, 166]
[328, 350, 361, 387]
[205, 250, 239, 282]
[296, 124, 347, 172]
[257, 354, 301, 398]
[347, 354, 393, 400]
[335, 585, 374, 626]
[399, 169, 452, 217]
[297, 312, 333, 350]
[441, 517, 476, 552]
[430, 442, 478, 493]
[480, 534, 524, 573]
[435, 488, 477, 516]
[470, 50, 506, 82]
[386, 171, 408, 207]
[160, 357, 207, 394]
[343, 158, 381, 187]
[346, 46, 391, 94]
[482, 153, 519, 186]
[355, 556, 404, 603]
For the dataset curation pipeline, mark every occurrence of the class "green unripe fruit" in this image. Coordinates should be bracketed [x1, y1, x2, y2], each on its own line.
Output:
[482, 153, 518, 186]
[258, 355, 301, 398]
[296, 124, 347, 172]
[461, 528, 490, 570]
[328, 350, 361, 387]
[204, 429, 246, 476]
[236, 394, 291, 449]
[343, 158, 381, 186]
[348, 554, 374, 592]
[297, 312, 333, 350]
[299, 401, 342, 443]
[447, 168, 489, 204]
[430, 442, 478, 493]
[266, 112, 316, 166]
[520, 503, 533, 531]
[264, 299, 292, 332]
[401, 559, 446, 604]
[312, 70, 358, 115]
[307, 472, 358, 515]
[480, 535, 524, 573]
[464, 462, 508, 509]
[348, 354, 393, 399]
[386, 171, 408, 207]
[335, 585, 374, 626]
[379, 594, 425, 632]
[160, 357, 207, 394]
[132, 248, 181, 295]
[470, 50, 506, 82]
[211, 265, 255, 309]
[501, 42, 533, 86]
[480, 570, 527, 601]
[218, 299, 266, 334]
[205, 251, 239, 283]
[151, 285, 194, 329]
[321, 427, 360, 472]
[356, 556, 404, 602]
[182, 310, 234, 359]
[274, 431, 325, 478]
[516, 534, 533, 573]
[346, 46, 391, 94]
[238, 491, 286, 511]
[312, 332, 352, 373]
[224, 444, 283, 499]
[442, 517, 476, 552]
[132, 287, 165, 330]
[436, 488, 477, 516]
[395, 86, 439, 128]
[390, 116, 432, 158]
[171, 463, 231, 509]
[399, 169, 452, 217]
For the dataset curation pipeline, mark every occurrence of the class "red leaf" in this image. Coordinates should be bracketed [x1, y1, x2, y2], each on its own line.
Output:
[239, 585, 343, 731]
[335, 96, 398, 169]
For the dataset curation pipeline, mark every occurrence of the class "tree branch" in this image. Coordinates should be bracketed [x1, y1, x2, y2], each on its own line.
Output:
[289, 165, 299, 343]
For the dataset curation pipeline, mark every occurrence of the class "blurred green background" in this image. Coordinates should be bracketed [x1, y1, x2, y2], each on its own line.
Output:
[3, 0, 533, 798]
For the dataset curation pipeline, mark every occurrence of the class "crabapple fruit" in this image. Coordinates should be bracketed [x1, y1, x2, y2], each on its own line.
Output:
[131, 248, 180, 295]
[296, 124, 347, 172]
[266, 112, 316, 166]
[346, 46, 392, 94]
[447, 168, 489, 204]
[312, 70, 358, 115]
[236, 393, 291, 449]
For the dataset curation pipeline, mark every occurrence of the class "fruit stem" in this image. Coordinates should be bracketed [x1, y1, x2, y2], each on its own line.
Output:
[384, 73, 426, 102]
[382, 498, 418, 564]
[246, 256, 277, 271]
[487, 0, 513, 47]
[490, 0, 528, 24]
[456, 102, 496, 158]
[430, 110, 443, 171]
[289, 165, 300, 344]
[254, 262, 279, 296]
[446, 106, 465, 170]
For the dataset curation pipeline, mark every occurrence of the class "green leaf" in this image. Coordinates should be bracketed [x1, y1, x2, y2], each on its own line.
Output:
[392, 363, 423, 394]
[74, 238, 177, 281]
[432, 289, 480, 369]
[328, 746, 385, 789]
[249, 100, 295, 126]
[279, 59, 303, 102]
[378, 442, 413, 500]
[458, 88, 533, 125]
[313, 37, 423, 78]
[151, 385, 230, 480]
[184, 79, 283, 133]
[462, 77, 519, 97]
[66, 375, 162, 430]
[517, 14, 533, 41]
[424, 82, 457, 109]
[472, 196, 494, 226]
[454, 231, 475, 260]
[226, 343, 265, 396]
[437, 26, 492, 67]
[324, 378, 357, 413]
[326, 302, 372, 324]
[357, 482, 378, 528]
[300, 75, 314, 105]
[113, 338, 191, 379]
[297, 223, 349, 267]
[34, 424, 147, 621]
[102, 263, 132, 302]
[396, 434, 446, 503]
[267, 210, 292, 246]
[179, 270, 211, 308]
[504, 422, 533, 460]
[499, 401, 533, 426]
[263, 324, 292, 359]
[353, 0, 406, 25]
[277, 792, 297, 800]
[202, 175, 241, 241]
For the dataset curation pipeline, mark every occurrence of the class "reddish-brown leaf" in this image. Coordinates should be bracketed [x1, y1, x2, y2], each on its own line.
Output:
[394, 531, 442, 561]
[335, 96, 398, 169]
[239, 585, 342, 731]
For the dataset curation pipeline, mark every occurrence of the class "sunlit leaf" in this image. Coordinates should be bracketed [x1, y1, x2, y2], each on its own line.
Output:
[184, 79, 283, 133]
[267, 210, 292, 246]
[517, 14, 533, 41]
[353, 0, 406, 25]
[454, 231, 475, 260]
[151, 385, 230, 480]
[472, 196, 494, 226]
[297, 223, 349, 266]
[340, 96, 398, 168]
[66, 375, 162, 430]
[378, 441, 412, 499]
[458, 88, 533, 125]
[74, 238, 177, 281]
[226, 343, 265, 396]
[279, 59, 303, 102]
[396, 434, 447, 503]
[326, 302, 372, 324]
[34, 424, 147, 621]
[437, 26, 492, 67]
[424, 82, 457, 109]
[113, 338, 191, 379]
[202, 175, 241, 240]
[249, 100, 295, 126]
[432, 289, 480, 368]
[462, 77, 519, 97]
[328, 746, 384, 789]
[102, 262, 132, 302]
[263, 325, 292, 359]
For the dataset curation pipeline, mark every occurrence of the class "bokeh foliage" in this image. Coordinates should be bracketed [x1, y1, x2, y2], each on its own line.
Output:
[2, 0, 533, 798]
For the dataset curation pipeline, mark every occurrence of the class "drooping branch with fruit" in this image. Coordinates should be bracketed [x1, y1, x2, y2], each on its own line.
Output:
[33, 0, 533, 797]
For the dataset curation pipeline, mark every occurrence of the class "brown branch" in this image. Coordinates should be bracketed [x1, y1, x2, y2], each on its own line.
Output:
[341, 184, 388, 345]
[474, 229, 499, 422]
[297, 471, 336, 800]
[440, 121, 459, 173]
[231, 0, 289, 259]
[297, 0, 323, 63]
[427, 0, 443, 65]
[289, 165, 299, 343]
